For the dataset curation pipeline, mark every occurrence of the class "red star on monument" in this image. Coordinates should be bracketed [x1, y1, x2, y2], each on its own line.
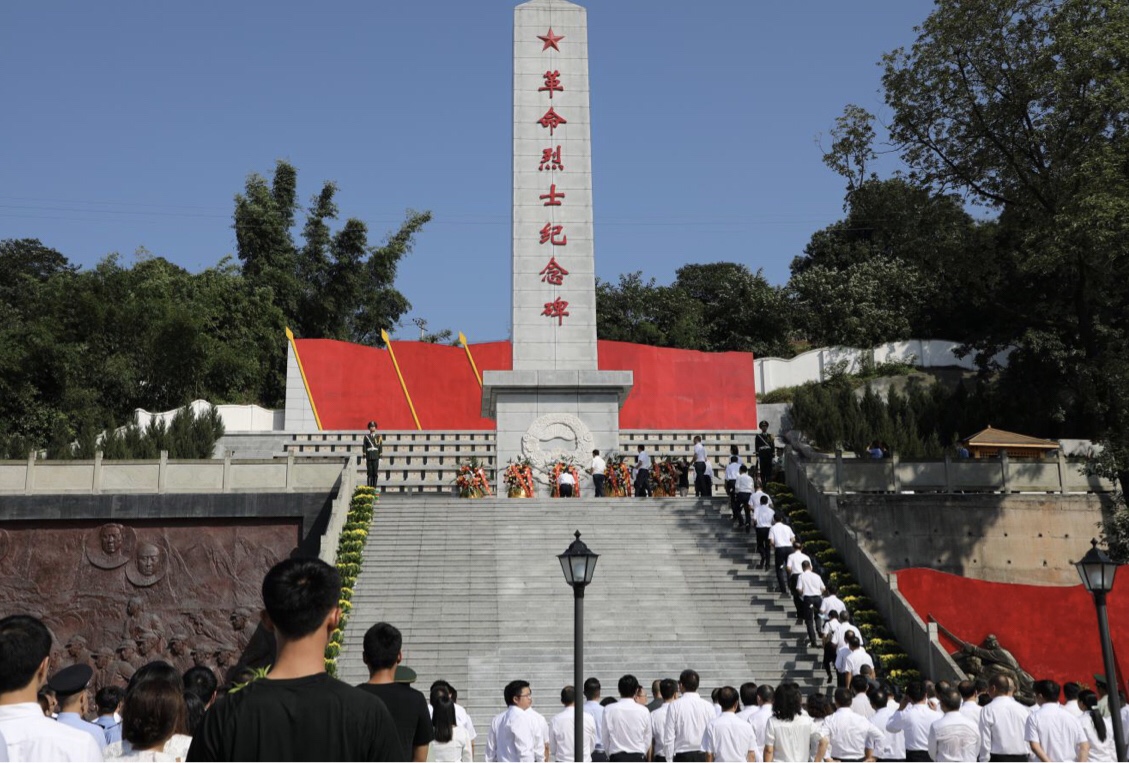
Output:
[537, 28, 564, 51]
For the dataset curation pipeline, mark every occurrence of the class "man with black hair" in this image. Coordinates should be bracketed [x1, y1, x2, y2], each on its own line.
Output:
[357, 622, 432, 762]
[186, 557, 400, 761]
[869, 687, 904, 762]
[0, 615, 103, 761]
[724, 457, 741, 525]
[927, 688, 980, 762]
[548, 685, 595, 763]
[767, 514, 795, 595]
[601, 675, 651, 761]
[635, 446, 652, 498]
[752, 494, 775, 569]
[886, 680, 941, 762]
[957, 679, 981, 725]
[584, 677, 608, 761]
[823, 687, 882, 762]
[795, 559, 826, 648]
[745, 684, 774, 756]
[1063, 681, 1083, 717]
[93, 685, 124, 745]
[182, 665, 218, 709]
[734, 464, 754, 532]
[701, 686, 755, 762]
[735, 683, 758, 724]
[1025, 679, 1088, 763]
[650, 679, 678, 762]
[848, 675, 874, 719]
[486, 680, 541, 762]
[662, 670, 714, 762]
[979, 674, 1031, 762]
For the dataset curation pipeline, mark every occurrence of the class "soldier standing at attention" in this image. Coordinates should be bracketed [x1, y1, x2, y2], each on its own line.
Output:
[363, 421, 383, 488]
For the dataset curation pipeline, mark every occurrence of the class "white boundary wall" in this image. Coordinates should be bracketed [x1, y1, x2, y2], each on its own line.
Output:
[134, 400, 283, 433]
[755, 339, 1012, 395]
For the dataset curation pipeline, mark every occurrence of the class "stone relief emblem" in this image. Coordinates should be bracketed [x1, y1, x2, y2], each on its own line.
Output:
[126, 540, 168, 587]
[85, 523, 136, 569]
[521, 413, 595, 483]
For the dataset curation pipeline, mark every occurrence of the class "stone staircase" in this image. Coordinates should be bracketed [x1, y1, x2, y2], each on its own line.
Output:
[338, 495, 826, 756]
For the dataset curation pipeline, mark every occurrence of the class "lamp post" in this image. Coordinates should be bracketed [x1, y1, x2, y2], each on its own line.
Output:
[559, 530, 599, 763]
[1075, 538, 1125, 762]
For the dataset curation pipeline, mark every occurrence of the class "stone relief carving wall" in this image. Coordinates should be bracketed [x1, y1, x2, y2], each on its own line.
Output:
[521, 413, 595, 485]
[0, 519, 299, 686]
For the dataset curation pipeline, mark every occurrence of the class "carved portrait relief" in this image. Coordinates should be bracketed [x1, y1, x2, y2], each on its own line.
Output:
[85, 523, 135, 569]
[126, 541, 167, 587]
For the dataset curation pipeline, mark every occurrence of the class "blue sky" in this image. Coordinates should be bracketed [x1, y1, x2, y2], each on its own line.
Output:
[2, 1, 933, 343]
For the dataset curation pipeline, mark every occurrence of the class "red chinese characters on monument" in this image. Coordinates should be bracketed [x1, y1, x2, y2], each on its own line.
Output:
[539, 184, 565, 207]
[539, 70, 563, 99]
[539, 224, 567, 247]
[536, 106, 567, 136]
[539, 146, 563, 172]
[539, 256, 569, 285]
[534, 30, 573, 326]
[542, 297, 570, 326]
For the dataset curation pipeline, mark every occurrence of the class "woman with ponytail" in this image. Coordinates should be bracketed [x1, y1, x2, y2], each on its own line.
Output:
[1079, 689, 1115, 762]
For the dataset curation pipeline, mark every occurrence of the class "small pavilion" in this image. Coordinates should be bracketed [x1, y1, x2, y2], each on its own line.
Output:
[962, 425, 1059, 459]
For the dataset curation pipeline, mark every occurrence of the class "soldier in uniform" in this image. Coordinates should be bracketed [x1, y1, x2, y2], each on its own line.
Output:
[363, 420, 383, 488]
[754, 420, 775, 487]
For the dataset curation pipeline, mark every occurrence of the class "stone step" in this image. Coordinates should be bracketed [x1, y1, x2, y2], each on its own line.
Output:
[338, 495, 826, 757]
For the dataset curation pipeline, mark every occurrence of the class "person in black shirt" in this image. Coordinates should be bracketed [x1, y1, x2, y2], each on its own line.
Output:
[186, 557, 400, 762]
[356, 622, 433, 762]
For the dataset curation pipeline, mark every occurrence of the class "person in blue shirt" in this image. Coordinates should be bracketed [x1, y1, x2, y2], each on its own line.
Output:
[93, 685, 124, 745]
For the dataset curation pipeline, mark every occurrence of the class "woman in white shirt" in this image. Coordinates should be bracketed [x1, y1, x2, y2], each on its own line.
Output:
[1078, 690, 1116, 762]
[429, 686, 471, 762]
[763, 683, 828, 762]
[105, 680, 184, 762]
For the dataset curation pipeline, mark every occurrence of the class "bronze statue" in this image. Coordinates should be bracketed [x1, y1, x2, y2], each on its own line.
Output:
[933, 617, 1035, 700]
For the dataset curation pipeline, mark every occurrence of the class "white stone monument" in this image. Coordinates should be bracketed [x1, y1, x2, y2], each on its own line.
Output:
[483, 0, 632, 494]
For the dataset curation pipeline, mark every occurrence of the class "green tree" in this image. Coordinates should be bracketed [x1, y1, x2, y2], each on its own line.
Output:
[595, 272, 704, 350]
[881, 0, 1129, 516]
[671, 263, 794, 357]
[234, 160, 431, 345]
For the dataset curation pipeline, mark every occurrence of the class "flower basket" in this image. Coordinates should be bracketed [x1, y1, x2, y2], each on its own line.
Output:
[502, 459, 536, 498]
[604, 457, 633, 497]
[650, 460, 681, 497]
[454, 461, 493, 498]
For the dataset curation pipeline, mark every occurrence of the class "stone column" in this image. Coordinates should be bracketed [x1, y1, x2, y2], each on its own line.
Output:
[484, 0, 631, 495]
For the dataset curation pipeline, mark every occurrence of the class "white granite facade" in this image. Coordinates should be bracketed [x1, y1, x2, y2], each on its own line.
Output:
[485, 0, 632, 494]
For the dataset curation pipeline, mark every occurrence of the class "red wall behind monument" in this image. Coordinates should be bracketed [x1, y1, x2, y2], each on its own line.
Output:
[896, 568, 1129, 690]
[295, 338, 758, 430]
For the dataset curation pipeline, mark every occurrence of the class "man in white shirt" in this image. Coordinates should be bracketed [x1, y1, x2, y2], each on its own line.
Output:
[978, 674, 1031, 762]
[784, 542, 811, 621]
[869, 688, 905, 762]
[549, 685, 596, 762]
[835, 632, 874, 688]
[819, 584, 846, 629]
[886, 681, 942, 762]
[1063, 682, 1084, 717]
[927, 688, 980, 762]
[724, 457, 741, 525]
[701, 687, 755, 762]
[487, 680, 542, 762]
[0, 615, 104, 762]
[558, 469, 576, 498]
[823, 688, 882, 762]
[663, 670, 715, 762]
[957, 680, 983, 725]
[650, 679, 677, 762]
[583, 678, 608, 761]
[752, 494, 775, 570]
[1025, 679, 1088, 763]
[589, 450, 607, 498]
[735, 683, 759, 725]
[746, 685, 775, 757]
[692, 436, 707, 497]
[794, 560, 826, 648]
[848, 676, 876, 719]
[600, 675, 652, 761]
[734, 465, 755, 532]
[767, 517, 796, 595]
[635, 446, 652, 498]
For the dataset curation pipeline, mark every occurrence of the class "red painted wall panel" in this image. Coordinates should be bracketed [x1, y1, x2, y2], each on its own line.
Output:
[896, 568, 1129, 690]
[295, 338, 758, 431]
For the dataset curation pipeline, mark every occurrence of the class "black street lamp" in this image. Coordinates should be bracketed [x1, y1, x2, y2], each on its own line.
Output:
[559, 530, 598, 763]
[1075, 539, 1126, 762]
